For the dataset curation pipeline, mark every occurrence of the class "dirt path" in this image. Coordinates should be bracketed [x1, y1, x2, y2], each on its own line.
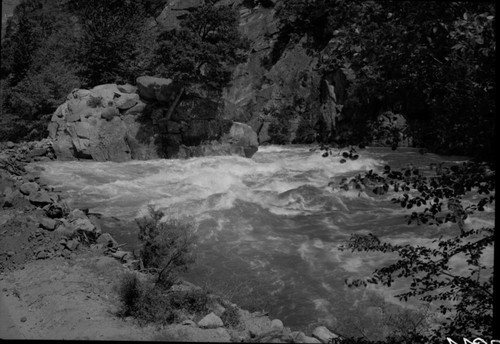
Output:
[0, 252, 158, 340]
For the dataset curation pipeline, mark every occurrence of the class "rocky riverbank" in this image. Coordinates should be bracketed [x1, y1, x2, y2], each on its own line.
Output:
[0, 140, 342, 342]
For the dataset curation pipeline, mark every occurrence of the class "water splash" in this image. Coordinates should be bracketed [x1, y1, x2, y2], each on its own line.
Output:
[31, 145, 492, 338]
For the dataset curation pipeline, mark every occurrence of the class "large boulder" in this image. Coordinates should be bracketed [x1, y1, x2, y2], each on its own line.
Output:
[48, 79, 259, 162]
[136, 76, 176, 103]
[49, 83, 159, 162]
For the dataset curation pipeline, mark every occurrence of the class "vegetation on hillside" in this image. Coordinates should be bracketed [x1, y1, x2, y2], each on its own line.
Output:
[0, 0, 247, 144]
[275, 1, 495, 161]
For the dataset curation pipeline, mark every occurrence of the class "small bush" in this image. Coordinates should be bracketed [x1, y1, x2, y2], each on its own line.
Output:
[118, 273, 142, 316]
[87, 95, 103, 108]
[136, 205, 197, 288]
[167, 289, 211, 315]
[221, 305, 241, 328]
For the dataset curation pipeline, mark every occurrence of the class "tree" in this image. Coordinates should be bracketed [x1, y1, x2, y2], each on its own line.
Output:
[332, 156, 495, 341]
[154, 4, 249, 90]
[276, 1, 496, 160]
[152, 3, 249, 121]
[1, 0, 82, 141]
[66, 0, 151, 86]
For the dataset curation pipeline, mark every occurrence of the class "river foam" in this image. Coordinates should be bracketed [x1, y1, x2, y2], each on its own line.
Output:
[32, 145, 493, 338]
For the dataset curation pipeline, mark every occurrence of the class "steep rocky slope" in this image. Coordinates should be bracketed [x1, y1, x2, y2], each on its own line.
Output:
[154, 0, 347, 145]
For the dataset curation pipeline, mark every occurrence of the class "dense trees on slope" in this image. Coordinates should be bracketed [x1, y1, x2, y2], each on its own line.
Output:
[0, 0, 246, 142]
[276, 1, 495, 161]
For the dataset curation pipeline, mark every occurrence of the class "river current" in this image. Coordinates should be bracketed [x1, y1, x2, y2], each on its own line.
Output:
[32, 145, 494, 339]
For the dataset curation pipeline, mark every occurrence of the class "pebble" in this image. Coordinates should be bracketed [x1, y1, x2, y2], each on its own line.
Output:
[20, 316, 27, 322]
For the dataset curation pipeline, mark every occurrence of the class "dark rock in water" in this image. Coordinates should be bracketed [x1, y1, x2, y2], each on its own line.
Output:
[20, 182, 39, 196]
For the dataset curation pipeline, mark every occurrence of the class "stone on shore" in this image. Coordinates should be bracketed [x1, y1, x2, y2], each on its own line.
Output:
[39, 217, 57, 231]
[20, 182, 39, 196]
[312, 326, 340, 343]
[29, 190, 53, 206]
[198, 312, 224, 329]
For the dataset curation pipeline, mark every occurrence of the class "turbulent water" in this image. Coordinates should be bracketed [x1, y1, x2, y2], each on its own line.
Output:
[32, 145, 494, 339]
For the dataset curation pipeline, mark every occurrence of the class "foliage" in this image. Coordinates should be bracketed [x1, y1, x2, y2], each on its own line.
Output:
[277, 1, 495, 160]
[136, 205, 197, 288]
[118, 272, 143, 316]
[221, 305, 241, 328]
[1, 0, 83, 141]
[66, 0, 150, 86]
[118, 273, 214, 326]
[333, 160, 495, 341]
[266, 105, 292, 144]
[154, 4, 249, 92]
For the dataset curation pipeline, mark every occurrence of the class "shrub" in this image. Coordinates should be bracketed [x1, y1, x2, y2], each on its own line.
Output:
[167, 289, 211, 315]
[86, 95, 103, 108]
[221, 305, 241, 328]
[118, 273, 143, 316]
[136, 205, 197, 288]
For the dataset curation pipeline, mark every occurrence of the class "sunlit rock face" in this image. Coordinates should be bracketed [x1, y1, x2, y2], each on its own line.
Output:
[48, 79, 259, 162]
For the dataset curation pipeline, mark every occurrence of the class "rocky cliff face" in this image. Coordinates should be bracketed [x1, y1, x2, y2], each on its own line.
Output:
[49, 78, 258, 162]
[48, 0, 346, 161]
[154, 0, 346, 145]
[221, 2, 346, 144]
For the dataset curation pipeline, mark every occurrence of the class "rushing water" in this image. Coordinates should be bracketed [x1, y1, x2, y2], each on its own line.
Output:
[31, 145, 494, 339]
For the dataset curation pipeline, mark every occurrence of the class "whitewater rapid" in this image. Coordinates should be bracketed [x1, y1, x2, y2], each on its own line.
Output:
[31, 145, 494, 338]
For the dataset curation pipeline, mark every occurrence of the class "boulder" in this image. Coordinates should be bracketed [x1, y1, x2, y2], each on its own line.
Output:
[122, 100, 146, 116]
[198, 312, 224, 329]
[291, 332, 322, 343]
[55, 222, 76, 237]
[311, 326, 340, 344]
[115, 93, 139, 110]
[28, 147, 47, 158]
[72, 218, 96, 233]
[29, 191, 53, 206]
[136, 76, 175, 102]
[221, 122, 259, 157]
[117, 83, 137, 94]
[39, 217, 57, 231]
[20, 182, 39, 196]
[48, 83, 259, 161]
[68, 209, 87, 221]
[96, 233, 118, 248]
[270, 319, 283, 331]
[3, 189, 30, 208]
[161, 324, 231, 342]
[101, 107, 120, 121]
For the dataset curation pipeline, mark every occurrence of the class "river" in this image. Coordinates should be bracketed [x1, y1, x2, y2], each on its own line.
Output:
[32, 145, 495, 339]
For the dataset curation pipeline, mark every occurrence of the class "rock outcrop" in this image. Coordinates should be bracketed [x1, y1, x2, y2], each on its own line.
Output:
[221, 3, 348, 144]
[48, 78, 259, 162]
